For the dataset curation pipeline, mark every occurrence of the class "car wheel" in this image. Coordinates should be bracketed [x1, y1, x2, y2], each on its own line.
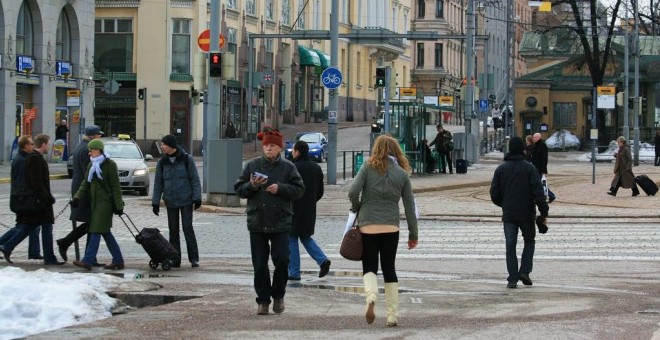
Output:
[138, 187, 149, 196]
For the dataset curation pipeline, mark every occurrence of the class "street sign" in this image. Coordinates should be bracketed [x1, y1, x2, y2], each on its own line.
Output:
[597, 86, 615, 109]
[439, 96, 454, 107]
[261, 69, 274, 87]
[321, 67, 342, 90]
[197, 29, 225, 52]
[479, 99, 489, 112]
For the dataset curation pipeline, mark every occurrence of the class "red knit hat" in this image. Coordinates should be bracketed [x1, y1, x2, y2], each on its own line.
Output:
[257, 126, 283, 148]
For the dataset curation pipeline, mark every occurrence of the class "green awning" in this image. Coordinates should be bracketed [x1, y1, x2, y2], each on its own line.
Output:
[313, 49, 331, 69]
[298, 45, 320, 67]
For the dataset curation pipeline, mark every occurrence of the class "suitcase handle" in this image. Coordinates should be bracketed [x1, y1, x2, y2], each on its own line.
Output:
[118, 213, 140, 239]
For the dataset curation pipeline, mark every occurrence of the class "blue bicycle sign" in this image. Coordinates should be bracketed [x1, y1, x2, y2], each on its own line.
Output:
[321, 67, 343, 90]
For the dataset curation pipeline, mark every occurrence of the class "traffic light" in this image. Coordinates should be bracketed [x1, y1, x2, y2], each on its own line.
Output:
[375, 67, 386, 87]
[209, 52, 222, 78]
[138, 88, 145, 100]
[641, 97, 648, 114]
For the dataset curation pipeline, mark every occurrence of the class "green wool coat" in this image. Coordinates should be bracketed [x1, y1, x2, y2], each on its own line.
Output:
[74, 158, 124, 233]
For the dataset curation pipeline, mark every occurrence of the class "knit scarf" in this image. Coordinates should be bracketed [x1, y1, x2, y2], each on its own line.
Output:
[88, 154, 106, 182]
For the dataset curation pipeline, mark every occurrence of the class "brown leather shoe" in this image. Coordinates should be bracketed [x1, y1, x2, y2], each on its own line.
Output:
[73, 260, 91, 270]
[104, 263, 125, 270]
[273, 298, 285, 314]
[256, 304, 269, 315]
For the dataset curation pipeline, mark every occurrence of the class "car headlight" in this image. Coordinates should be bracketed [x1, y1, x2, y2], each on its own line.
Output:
[133, 168, 148, 176]
[286, 148, 292, 153]
[310, 148, 319, 152]
[372, 124, 378, 128]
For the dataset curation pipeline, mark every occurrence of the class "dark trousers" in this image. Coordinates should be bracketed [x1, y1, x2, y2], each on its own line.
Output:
[0, 226, 40, 258]
[249, 231, 289, 305]
[58, 222, 89, 248]
[438, 149, 453, 173]
[361, 232, 399, 283]
[166, 205, 199, 263]
[655, 155, 660, 166]
[503, 220, 535, 283]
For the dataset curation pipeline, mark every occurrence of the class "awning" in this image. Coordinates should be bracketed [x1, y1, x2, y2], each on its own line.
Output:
[298, 45, 320, 67]
[313, 49, 331, 69]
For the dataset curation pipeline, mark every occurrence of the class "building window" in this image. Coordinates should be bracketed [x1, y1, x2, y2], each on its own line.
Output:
[435, 0, 444, 18]
[266, 0, 274, 21]
[418, 0, 425, 18]
[553, 102, 577, 127]
[17, 2, 34, 55]
[315, 0, 321, 30]
[281, 0, 291, 25]
[171, 19, 191, 74]
[246, 0, 256, 16]
[94, 18, 134, 72]
[265, 39, 274, 69]
[227, 28, 238, 80]
[417, 43, 424, 67]
[297, 0, 306, 29]
[434, 43, 443, 68]
[227, 0, 236, 10]
[56, 11, 71, 61]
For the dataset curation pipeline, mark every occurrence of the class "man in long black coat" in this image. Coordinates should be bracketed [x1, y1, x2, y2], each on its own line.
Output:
[531, 133, 556, 203]
[288, 140, 330, 280]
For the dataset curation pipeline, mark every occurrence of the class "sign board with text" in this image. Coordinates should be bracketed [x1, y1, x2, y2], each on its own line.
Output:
[597, 86, 615, 109]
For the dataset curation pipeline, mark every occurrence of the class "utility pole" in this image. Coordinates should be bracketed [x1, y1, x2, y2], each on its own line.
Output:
[623, 17, 630, 143]
[465, 0, 477, 164]
[327, 0, 339, 184]
[633, 0, 640, 166]
[505, 0, 513, 137]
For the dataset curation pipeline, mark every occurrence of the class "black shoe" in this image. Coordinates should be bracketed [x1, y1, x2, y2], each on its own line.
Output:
[548, 197, 555, 203]
[0, 246, 12, 263]
[319, 260, 331, 278]
[519, 274, 533, 286]
[607, 191, 616, 196]
[28, 255, 44, 260]
[44, 261, 66, 266]
[632, 191, 640, 197]
[92, 262, 106, 267]
[191, 261, 199, 268]
[449, 170, 453, 174]
[507, 282, 517, 289]
[56, 239, 68, 262]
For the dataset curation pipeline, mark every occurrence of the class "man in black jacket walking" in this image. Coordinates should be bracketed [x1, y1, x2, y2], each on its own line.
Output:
[288, 140, 330, 281]
[531, 133, 556, 203]
[234, 127, 305, 316]
[490, 137, 549, 288]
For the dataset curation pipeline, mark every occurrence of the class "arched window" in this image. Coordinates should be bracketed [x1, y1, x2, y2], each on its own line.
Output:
[17, 1, 34, 55]
[57, 11, 72, 61]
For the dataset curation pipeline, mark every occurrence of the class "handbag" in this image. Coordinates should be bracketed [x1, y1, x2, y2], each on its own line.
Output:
[340, 211, 363, 261]
[10, 189, 41, 213]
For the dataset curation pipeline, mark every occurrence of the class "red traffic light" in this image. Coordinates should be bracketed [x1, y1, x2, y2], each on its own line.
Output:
[211, 53, 221, 64]
[209, 52, 222, 78]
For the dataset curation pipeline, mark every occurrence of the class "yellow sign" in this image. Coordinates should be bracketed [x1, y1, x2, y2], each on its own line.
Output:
[597, 86, 616, 95]
[400, 88, 416, 97]
[67, 90, 81, 97]
[439, 96, 454, 106]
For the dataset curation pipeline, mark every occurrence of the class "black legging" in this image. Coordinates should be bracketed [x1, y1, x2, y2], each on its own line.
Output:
[361, 232, 399, 283]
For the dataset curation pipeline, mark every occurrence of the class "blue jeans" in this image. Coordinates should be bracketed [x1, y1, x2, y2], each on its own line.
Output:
[503, 220, 535, 283]
[81, 232, 124, 266]
[288, 235, 329, 279]
[0, 226, 41, 258]
[1, 224, 56, 263]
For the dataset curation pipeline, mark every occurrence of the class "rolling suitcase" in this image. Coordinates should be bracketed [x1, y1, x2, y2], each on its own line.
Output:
[120, 214, 180, 271]
[635, 175, 658, 196]
[456, 159, 468, 174]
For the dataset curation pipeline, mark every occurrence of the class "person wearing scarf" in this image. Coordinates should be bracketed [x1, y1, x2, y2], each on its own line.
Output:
[72, 139, 126, 270]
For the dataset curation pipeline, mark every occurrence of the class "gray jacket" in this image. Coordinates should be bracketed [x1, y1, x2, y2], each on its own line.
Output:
[348, 160, 418, 240]
[152, 149, 201, 208]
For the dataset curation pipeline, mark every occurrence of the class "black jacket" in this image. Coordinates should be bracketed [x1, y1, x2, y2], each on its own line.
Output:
[69, 139, 91, 222]
[531, 139, 549, 174]
[291, 155, 324, 238]
[655, 134, 660, 155]
[429, 130, 453, 152]
[234, 155, 305, 234]
[19, 151, 55, 224]
[490, 153, 549, 222]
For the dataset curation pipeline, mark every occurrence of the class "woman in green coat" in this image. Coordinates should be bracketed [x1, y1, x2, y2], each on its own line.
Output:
[72, 139, 125, 270]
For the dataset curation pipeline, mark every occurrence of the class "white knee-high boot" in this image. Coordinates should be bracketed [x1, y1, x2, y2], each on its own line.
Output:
[363, 272, 378, 324]
[384, 282, 399, 326]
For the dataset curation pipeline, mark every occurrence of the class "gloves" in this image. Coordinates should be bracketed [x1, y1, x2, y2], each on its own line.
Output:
[193, 200, 202, 210]
[114, 210, 123, 216]
[70, 198, 79, 208]
[152, 205, 160, 216]
[536, 215, 548, 234]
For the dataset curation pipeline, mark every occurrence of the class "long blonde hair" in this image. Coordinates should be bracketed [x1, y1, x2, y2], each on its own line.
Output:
[368, 134, 411, 175]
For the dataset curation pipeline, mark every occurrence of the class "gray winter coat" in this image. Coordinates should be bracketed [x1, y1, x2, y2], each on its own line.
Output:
[152, 149, 202, 208]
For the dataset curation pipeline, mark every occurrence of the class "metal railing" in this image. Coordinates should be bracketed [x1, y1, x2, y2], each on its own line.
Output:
[341, 150, 371, 180]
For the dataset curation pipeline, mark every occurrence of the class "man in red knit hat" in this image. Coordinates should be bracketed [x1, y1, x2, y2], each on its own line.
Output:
[234, 126, 305, 316]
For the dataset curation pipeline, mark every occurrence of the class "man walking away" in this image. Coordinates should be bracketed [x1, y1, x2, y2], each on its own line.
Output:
[429, 124, 453, 174]
[234, 126, 305, 315]
[289, 140, 330, 280]
[490, 137, 548, 288]
[152, 135, 202, 268]
[531, 133, 556, 203]
[57, 125, 104, 263]
[1, 134, 64, 265]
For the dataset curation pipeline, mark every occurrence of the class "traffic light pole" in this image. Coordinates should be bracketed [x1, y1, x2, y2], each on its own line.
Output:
[204, 0, 221, 190]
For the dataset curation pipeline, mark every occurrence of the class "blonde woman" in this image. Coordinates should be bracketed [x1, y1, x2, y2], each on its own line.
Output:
[608, 136, 640, 197]
[348, 135, 419, 327]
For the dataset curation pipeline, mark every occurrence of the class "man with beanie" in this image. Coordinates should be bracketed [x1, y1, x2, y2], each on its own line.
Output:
[57, 125, 104, 263]
[234, 126, 305, 315]
[490, 136, 549, 288]
[152, 135, 202, 268]
[288, 140, 330, 281]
